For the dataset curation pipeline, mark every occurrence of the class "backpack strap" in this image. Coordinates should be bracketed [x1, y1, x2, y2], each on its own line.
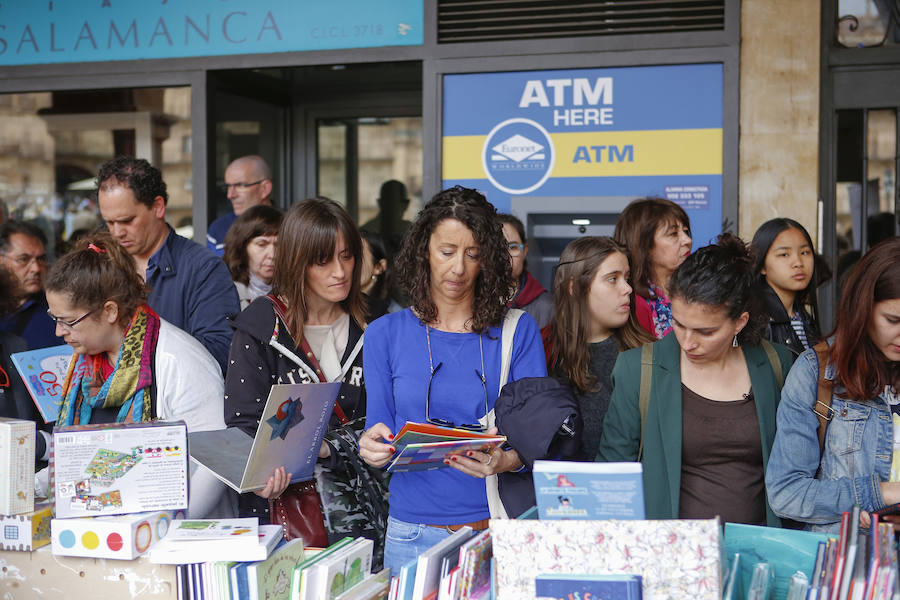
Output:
[812, 341, 834, 456]
[638, 342, 654, 461]
[760, 339, 784, 390]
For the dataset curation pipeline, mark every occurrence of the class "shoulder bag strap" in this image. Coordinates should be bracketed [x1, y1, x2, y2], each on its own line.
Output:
[499, 309, 524, 389]
[638, 342, 654, 461]
[812, 340, 833, 456]
[760, 339, 784, 390]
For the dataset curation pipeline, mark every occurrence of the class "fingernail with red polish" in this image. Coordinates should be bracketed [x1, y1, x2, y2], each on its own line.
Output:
[466, 451, 474, 457]
[389, 447, 395, 453]
[387, 434, 394, 441]
[451, 456, 458, 462]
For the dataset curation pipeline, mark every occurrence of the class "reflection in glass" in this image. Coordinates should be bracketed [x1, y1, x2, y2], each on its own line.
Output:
[836, 0, 899, 47]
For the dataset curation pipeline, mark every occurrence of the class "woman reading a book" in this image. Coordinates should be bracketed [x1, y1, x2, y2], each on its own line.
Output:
[224, 198, 367, 526]
[597, 234, 792, 526]
[766, 238, 900, 533]
[545, 237, 654, 459]
[41, 233, 231, 517]
[358, 186, 547, 574]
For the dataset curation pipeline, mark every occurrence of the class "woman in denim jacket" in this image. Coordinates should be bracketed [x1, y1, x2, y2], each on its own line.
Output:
[766, 238, 900, 533]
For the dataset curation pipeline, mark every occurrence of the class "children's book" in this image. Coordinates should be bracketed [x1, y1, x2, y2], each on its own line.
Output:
[10, 344, 74, 423]
[290, 536, 356, 600]
[149, 523, 283, 564]
[411, 527, 475, 600]
[533, 460, 645, 520]
[456, 530, 492, 600]
[535, 573, 643, 600]
[395, 557, 418, 600]
[386, 422, 505, 473]
[242, 537, 305, 600]
[300, 537, 374, 600]
[189, 382, 341, 492]
[335, 567, 392, 600]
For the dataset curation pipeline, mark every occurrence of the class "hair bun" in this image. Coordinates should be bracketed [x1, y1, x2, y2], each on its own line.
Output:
[714, 232, 753, 271]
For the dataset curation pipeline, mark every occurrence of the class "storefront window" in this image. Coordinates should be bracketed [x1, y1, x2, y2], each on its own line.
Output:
[0, 87, 192, 257]
[837, 0, 900, 47]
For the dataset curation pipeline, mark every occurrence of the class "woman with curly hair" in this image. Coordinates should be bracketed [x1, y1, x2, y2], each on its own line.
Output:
[359, 186, 546, 573]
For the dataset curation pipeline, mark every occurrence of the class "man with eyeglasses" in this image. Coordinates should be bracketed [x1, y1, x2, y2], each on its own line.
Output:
[207, 155, 274, 256]
[97, 156, 240, 374]
[0, 221, 63, 350]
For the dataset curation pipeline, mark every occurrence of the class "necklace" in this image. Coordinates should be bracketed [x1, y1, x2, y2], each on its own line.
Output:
[425, 324, 485, 380]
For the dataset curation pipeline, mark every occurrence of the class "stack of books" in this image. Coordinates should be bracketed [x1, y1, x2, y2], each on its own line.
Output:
[290, 536, 382, 600]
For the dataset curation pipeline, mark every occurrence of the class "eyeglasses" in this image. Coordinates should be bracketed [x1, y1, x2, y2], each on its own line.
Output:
[46, 309, 94, 331]
[220, 179, 265, 192]
[424, 326, 488, 432]
[507, 243, 525, 257]
[2, 253, 48, 268]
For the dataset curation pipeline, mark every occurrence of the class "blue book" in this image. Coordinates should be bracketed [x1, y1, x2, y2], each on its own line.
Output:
[396, 557, 417, 600]
[535, 573, 642, 600]
[532, 461, 645, 520]
[10, 344, 73, 423]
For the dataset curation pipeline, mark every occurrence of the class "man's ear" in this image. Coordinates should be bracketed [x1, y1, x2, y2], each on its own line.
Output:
[151, 196, 166, 219]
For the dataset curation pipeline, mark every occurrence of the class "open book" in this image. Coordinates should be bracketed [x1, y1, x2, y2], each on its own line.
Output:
[386, 422, 506, 473]
[10, 344, 74, 423]
[189, 382, 341, 493]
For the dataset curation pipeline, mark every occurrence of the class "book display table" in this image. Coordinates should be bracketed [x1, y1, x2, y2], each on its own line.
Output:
[0, 545, 177, 598]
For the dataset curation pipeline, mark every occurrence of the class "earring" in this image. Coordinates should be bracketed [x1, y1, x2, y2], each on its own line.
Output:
[371, 275, 377, 281]
[732, 335, 739, 348]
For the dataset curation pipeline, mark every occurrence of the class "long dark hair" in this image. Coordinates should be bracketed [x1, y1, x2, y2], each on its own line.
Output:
[45, 232, 149, 328]
[613, 197, 691, 299]
[360, 229, 389, 302]
[830, 237, 900, 400]
[395, 186, 511, 334]
[750, 218, 831, 331]
[550, 237, 654, 394]
[271, 198, 365, 340]
[224, 204, 282, 285]
[668, 232, 765, 345]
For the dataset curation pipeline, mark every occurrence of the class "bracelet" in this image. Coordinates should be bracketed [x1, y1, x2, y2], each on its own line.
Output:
[512, 463, 527, 473]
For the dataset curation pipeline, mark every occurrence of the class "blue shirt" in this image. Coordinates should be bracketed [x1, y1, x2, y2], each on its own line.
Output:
[0, 293, 63, 350]
[146, 227, 240, 373]
[206, 212, 237, 257]
[364, 309, 547, 525]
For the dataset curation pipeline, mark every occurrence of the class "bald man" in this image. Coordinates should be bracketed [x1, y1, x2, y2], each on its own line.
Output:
[207, 155, 274, 256]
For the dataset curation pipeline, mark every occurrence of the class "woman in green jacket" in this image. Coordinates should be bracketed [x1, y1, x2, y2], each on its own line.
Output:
[596, 233, 792, 526]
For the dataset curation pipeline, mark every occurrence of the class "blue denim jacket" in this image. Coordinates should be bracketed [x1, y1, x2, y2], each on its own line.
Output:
[765, 347, 893, 533]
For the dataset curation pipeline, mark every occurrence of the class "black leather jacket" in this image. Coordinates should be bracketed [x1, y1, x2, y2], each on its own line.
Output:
[758, 282, 819, 357]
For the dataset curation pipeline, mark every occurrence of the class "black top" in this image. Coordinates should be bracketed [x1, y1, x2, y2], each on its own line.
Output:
[574, 337, 620, 459]
[758, 282, 819, 357]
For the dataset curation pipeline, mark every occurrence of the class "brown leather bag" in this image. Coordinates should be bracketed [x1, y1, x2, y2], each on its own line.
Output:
[269, 479, 328, 547]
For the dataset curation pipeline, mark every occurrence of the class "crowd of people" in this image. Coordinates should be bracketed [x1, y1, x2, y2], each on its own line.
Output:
[0, 154, 897, 573]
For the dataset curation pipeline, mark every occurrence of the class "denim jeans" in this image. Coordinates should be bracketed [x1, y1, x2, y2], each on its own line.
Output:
[383, 515, 453, 576]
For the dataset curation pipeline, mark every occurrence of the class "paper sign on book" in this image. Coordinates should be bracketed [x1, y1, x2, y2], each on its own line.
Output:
[386, 422, 506, 473]
[188, 382, 341, 492]
[533, 460, 645, 520]
[10, 344, 74, 424]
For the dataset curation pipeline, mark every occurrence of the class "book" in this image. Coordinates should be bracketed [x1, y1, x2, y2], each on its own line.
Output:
[244, 537, 306, 600]
[411, 527, 475, 600]
[189, 382, 341, 492]
[149, 523, 284, 564]
[837, 506, 861, 600]
[335, 568, 392, 600]
[290, 536, 356, 600]
[532, 460, 645, 520]
[395, 558, 418, 600]
[386, 422, 506, 473]
[456, 530, 492, 600]
[9, 343, 74, 424]
[723, 554, 740, 600]
[300, 537, 374, 600]
[0, 417, 35, 515]
[535, 573, 643, 600]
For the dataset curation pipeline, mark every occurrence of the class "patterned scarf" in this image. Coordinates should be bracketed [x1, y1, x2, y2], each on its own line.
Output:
[57, 304, 160, 426]
[647, 281, 674, 339]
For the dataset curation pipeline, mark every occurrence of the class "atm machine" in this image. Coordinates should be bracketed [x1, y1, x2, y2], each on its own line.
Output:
[509, 196, 635, 291]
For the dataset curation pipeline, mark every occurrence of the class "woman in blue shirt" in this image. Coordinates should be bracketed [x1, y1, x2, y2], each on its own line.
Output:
[358, 186, 547, 574]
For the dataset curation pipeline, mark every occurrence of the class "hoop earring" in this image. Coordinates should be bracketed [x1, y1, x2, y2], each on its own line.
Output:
[732, 335, 739, 348]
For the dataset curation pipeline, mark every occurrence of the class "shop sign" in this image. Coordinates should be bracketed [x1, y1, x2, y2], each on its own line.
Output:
[442, 64, 723, 248]
[0, 0, 423, 66]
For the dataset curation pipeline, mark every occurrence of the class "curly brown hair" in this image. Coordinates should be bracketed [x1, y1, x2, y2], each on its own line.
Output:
[395, 186, 512, 333]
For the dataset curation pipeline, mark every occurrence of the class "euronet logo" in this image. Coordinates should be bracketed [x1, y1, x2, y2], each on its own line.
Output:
[482, 118, 555, 195]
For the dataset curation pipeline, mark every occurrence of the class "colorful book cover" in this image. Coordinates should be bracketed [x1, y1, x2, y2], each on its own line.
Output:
[491, 518, 722, 600]
[412, 527, 475, 600]
[189, 382, 341, 492]
[291, 536, 356, 600]
[387, 422, 505, 473]
[247, 537, 305, 600]
[10, 344, 74, 424]
[533, 460, 645, 520]
[722, 522, 836, 600]
[535, 573, 643, 600]
[457, 529, 492, 600]
[51, 509, 185, 560]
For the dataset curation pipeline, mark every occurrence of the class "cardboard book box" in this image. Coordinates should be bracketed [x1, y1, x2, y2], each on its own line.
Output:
[50, 421, 188, 519]
[0, 503, 52, 551]
[0, 417, 35, 515]
[51, 509, 185, 560]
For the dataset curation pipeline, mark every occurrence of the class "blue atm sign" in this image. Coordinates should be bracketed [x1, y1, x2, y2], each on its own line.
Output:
[0, 0, 423, 66]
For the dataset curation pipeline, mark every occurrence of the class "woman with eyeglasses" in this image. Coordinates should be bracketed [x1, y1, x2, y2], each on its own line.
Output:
[42, 232, 231, 517]
[498, 214, 554, 330]
[359, 186, 547, 574]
